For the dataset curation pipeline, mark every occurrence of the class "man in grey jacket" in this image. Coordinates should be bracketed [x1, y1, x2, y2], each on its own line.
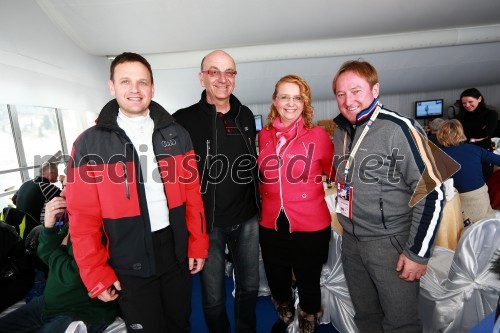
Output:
[331, 60, 444, 333]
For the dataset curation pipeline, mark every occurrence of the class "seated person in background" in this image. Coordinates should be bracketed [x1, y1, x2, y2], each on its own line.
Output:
[427, 118, 445, 146]
[15, 162, 61, 227]
[437, 119, 500, 223]
[0, 180, 118, 333]
[23, 225, 50, 302]
[0, 222, 34, 312]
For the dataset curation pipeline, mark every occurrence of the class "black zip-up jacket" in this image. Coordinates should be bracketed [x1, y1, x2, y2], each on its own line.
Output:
[174, 91, 261, 232]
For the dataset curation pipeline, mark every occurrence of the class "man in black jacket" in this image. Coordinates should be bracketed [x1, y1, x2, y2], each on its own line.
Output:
[174, 50, 261, 333]
[15, 162, 61, 236]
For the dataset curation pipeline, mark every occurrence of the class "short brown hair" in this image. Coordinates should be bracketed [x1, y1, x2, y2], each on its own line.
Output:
[39, 162, 57, 177]
[436, 119, 467, 147]
[265, 75, 314, 129]
[110, 52, 153, 84]
[333, 60, 379, 94]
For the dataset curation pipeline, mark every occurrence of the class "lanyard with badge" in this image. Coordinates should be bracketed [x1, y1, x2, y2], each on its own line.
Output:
[336, 103, 381, 219]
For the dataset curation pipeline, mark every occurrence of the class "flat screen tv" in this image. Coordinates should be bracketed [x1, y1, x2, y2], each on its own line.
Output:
[415, 99, 443, 119]
[254, 115, 263, 131]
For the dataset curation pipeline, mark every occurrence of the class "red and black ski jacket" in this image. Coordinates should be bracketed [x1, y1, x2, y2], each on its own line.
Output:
[66, 99, 208, 298]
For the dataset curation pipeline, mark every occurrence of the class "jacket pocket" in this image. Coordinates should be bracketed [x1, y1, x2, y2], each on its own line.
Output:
[103, 217, 149, 274]
[259, 140, 272, 155]
[98, 162, 141, 219]
[379, 198, 387, 229]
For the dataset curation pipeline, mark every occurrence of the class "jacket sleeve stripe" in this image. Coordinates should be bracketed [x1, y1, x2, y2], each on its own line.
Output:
[379, 110, 444, 259]
[414, 185, 444, 257]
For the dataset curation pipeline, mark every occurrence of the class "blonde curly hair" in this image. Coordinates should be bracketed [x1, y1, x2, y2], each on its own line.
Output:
[436, 119, 467, 147]
[264, 74, 314, 130]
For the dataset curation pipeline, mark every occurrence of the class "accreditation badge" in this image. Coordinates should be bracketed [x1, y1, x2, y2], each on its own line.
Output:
[336, 182, 353, 219]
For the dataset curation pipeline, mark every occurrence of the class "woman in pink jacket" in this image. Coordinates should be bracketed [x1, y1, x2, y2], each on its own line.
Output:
[257, 75, 335, 333]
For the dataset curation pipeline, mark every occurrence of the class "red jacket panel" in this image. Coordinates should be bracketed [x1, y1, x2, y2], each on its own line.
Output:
[257, 122, 335, 232]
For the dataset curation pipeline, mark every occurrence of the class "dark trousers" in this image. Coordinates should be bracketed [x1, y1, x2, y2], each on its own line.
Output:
[0, 296, 108, 333]
[117, 227, 192, 333]
[0, 269, 34, 313]
[259, 222, 331, 314]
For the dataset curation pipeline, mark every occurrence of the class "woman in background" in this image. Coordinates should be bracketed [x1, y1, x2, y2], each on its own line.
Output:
[257, 75, 335, 333]
[437, 119, 500, 223]
[458, 88, 498, 180]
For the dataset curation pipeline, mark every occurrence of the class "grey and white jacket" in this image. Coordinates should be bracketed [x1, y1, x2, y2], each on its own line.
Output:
[333, 99, 444, 264]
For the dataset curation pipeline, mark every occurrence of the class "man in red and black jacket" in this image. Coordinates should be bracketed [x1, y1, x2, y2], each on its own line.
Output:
[66, 52, 208, 333]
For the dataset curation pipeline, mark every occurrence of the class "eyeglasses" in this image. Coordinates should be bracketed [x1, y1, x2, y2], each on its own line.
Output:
[276, 95, 304, 103]
[201, 69, 237, 78]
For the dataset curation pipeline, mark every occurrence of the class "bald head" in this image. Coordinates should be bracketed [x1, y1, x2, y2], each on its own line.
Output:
[199, 50, 237, 108]
[200, 50, 235, 71]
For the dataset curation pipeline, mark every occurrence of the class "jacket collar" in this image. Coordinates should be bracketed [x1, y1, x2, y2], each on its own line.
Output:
[334, 98, 379, 133]
[198, 90, 242, 116]
[33, 176, 50, 184]
[96, 99, 175, 131]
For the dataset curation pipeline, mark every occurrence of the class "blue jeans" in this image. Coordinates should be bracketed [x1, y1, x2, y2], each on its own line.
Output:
[200, 215, 259, 333]
[0, 296, 109, 333]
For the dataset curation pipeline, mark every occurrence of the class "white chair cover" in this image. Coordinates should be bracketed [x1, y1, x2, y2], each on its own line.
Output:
[288, 229, 358, 333]
[65, 321, 87, 333]
[419, 218, 500, 333]
[66, 317, 127, 333]
[0, 300, 25, 318]
[103, 317, 126, 333]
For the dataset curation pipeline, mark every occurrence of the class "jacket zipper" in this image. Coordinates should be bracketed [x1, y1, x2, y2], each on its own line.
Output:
[379, 198, 387, 229]
[210, 109, 217, 230]
[115, 129, 155, 270]
[275, 122, 300, 233]
[235, 106, 262, 219]
[118, 161, 130, 199]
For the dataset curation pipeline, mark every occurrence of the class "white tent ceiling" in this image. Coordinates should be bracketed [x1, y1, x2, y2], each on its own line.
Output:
[33, 0, 500, 105]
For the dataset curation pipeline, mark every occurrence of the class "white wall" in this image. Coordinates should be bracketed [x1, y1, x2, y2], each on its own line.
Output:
[248, 83, 500, 125]
[0, 0, 110, 112]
